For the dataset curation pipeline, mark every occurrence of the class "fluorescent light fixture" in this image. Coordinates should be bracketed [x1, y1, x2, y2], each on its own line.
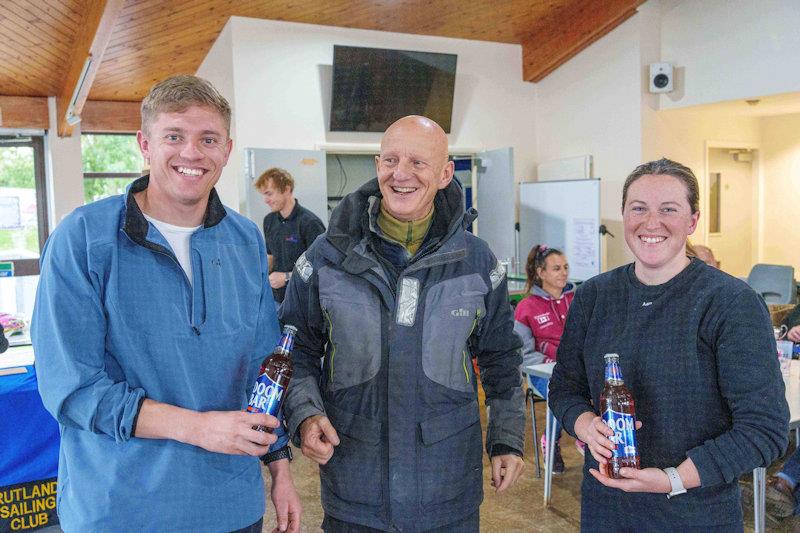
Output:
[65, 55, 94, 126]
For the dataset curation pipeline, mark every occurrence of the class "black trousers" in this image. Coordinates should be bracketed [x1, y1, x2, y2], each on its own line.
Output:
[322, 511, 479, 533]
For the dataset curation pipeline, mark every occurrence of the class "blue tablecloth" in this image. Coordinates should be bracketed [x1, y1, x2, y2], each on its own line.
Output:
[0, 365, 59, 487]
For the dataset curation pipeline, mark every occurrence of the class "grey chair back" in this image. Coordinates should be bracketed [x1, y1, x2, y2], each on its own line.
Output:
[747, 264, 797, 304]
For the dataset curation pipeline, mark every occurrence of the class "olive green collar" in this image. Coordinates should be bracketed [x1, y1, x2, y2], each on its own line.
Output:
[377, 203, 434, 256]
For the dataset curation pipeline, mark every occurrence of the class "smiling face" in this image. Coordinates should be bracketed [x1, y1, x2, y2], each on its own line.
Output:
[137, 105, 232, 219]
[623, 173, 700, 283]
[538, 253, 569, 295]
[376, 116, 454, 222]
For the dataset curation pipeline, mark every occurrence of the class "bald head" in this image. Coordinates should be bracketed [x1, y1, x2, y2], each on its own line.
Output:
[375, 115, 454, 222]
[381, 116, 449, 165]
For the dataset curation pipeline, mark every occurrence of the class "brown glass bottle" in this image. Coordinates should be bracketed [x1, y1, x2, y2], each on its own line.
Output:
[599, 353, 640, 478]
[246, 325, 296, 432]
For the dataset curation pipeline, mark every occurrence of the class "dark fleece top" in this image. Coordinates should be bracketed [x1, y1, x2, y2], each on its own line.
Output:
[549, 258, 789, 530]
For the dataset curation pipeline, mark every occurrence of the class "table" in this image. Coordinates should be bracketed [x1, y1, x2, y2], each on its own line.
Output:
[753, 359, 800, 533]
[522, 362, 556, 506]
[0, 346, 60, 532]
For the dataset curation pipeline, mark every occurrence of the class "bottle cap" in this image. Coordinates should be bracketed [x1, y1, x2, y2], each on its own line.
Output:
[603, 353, 620, 362]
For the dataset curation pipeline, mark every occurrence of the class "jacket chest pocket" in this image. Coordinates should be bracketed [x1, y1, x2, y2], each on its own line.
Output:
[421, 275, 487, 393]
[319, 269, 382, 391]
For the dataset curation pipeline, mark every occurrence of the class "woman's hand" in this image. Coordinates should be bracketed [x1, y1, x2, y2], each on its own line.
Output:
[573, 412, 615, 467]
[573, 411, 643, 469]
[787, 325, 800, 343]
[589, 466, 671, 493]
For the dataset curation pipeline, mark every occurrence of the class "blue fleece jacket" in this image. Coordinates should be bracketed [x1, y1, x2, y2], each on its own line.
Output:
[31, 177, 287, 532]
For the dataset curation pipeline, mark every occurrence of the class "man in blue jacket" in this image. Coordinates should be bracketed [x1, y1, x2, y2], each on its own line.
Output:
[32, 75, 300, 532]
[281, 115, 525, 532]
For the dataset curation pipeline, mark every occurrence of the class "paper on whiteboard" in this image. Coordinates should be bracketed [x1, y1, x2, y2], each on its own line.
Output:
[572, 218, 598, 272]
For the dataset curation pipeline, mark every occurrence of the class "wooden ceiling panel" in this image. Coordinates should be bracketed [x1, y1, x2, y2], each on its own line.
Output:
[0, 0, 83, 97]
[1, 0, 643, 103]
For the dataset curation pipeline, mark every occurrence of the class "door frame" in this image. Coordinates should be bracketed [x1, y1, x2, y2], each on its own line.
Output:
[703, 140, 762, 266]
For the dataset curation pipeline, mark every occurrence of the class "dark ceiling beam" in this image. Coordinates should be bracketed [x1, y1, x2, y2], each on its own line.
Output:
[56, 0, 125, 137]
[522, 0, 644, 83]
[81, 100, 142, 133]
[0, 96, 49, 129]
[0, 96, 140, 132]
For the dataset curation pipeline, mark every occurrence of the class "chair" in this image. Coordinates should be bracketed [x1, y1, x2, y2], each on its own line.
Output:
[747, 264, 797, 304]
[525, 387, 546, 478]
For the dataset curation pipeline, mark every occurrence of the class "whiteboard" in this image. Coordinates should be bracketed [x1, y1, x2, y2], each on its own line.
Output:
[519, 179, 600, 282]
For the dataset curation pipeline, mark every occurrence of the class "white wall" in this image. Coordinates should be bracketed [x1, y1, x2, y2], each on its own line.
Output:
[760, 112, 800, 271]
[197, 17, 538, 213]
[660, 0, 800, 110]
[195, 23, 240, 211]
[45, 97, 84, 227]
[533, 0, 796, 269]
[535, 15, 645, 268]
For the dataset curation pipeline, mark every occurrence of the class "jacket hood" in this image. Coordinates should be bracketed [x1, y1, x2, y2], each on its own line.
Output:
[326, 177, 476, 257]
[531, 282, 576, 300]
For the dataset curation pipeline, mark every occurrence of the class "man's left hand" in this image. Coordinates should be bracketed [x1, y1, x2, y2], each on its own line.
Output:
[268, 459, 302, 532]
[269, 272, 288, 289]
[490, 454, 525, 493]
[589, 466, 671, 494]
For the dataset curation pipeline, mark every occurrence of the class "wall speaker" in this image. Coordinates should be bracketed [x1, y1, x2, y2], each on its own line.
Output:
[649, 63, 673, 93]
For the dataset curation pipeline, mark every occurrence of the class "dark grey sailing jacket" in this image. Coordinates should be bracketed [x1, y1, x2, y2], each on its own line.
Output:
[281, 178, 524, 531]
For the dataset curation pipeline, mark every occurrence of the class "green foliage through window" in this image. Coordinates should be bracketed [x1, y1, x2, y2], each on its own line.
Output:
[81, 134, 143, 204]
[0, 146, 35, 189]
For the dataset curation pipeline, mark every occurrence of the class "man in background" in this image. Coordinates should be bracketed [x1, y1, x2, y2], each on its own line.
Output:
[281, 115, 525, 531]
[33, 75, 300, 532]
[256, 168, 325, 304]
[694, 244, 720, 269]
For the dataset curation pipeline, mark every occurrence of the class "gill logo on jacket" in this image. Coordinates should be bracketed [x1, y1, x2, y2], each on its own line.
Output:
[451, 308, 471, 317]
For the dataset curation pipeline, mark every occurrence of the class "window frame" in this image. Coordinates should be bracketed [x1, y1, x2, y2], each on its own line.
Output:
[0, 134, 48, 276]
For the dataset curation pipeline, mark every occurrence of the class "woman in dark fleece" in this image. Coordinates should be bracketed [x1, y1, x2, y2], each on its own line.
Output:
[548, 158, 789, 532]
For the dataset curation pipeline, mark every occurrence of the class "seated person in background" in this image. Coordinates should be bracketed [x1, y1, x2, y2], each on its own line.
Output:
[0, 323, 7, 353]
[694, 244, 720, 269]
[513, 244, 578, 474]
[781, 304, 800, 342]
[756, 448, 800, 523]
[686, 241, 720, 269]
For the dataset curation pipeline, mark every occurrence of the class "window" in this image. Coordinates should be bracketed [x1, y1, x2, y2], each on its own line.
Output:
[709, 172, 721, 234]
[0, 135, 47, 276]
[82, 134, 143, 204]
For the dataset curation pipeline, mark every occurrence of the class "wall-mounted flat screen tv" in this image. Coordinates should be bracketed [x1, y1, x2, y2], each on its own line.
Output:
[329, 45, 457, 133]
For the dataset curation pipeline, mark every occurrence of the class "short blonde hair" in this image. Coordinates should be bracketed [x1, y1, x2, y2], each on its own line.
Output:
[254, 168, 294, 193]
[141, 75, 231, 135]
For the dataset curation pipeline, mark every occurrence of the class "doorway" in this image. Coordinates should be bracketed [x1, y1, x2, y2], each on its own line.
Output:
[705, 146, 759, 277]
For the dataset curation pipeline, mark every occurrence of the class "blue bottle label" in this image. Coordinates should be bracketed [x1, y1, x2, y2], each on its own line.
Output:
[602, 408, 638, 458]
[247, 373, 285, 417]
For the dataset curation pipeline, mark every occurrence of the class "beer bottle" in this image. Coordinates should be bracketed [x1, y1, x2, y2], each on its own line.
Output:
[600, 353, 640, 478]
[246, 324, 296, 432]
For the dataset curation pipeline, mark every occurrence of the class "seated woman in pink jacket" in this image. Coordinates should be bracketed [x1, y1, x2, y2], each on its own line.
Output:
[514, 244, 577, 473]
